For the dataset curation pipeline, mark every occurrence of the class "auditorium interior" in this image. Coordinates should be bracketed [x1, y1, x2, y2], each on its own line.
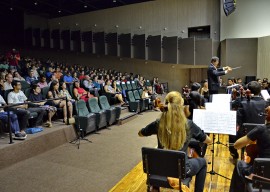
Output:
[1, 0, 270, 192]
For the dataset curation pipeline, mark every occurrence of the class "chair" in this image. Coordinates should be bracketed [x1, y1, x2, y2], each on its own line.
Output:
[133, 90, 146, 111]
[41, 86, 50, 99]
[126, 81, 133, 91]
[88, 98, 107, 130]
[141, 147, 190, 192]
[116, 82, 122, 91]
[99, 95, 121, 125]
[23, 88, 31, 98]
[247, 158, 270, 192]
[21, 81, 30, 90]
[121, 82, 128, 92]
[131, 81, 138, 90]
[126, 91, 140, 112]
[74, 100, 96, 134]
[145, 80, 151, 87]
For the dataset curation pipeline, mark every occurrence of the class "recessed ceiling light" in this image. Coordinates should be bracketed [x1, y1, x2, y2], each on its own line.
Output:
[10, 7, 13, 11]
[113, 0, 116, 2]
[34, 2, 38, 6]
[58, 10, 61, 13]
[84, 5, 87, 8]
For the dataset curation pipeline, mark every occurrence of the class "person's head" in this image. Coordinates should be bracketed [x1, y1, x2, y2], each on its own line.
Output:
[60, 82, 67, 90]
[202, 80, 208, 88]
[39, 74, 47, 83]
[191, 82, 201, 92]
[29, 70, 34, 77]
[158, 91, 187, 150]
[247, 81, 261, 95]
[66, 71, 71, 76]
[237, 78, 243, 84]
[211, 56, 219, 67]
[257, 78, 262, 85]
[50, 80, 59, 91]
[74, 81, 80, 88]
[262, 81, 269, 89]
[105, 79, 111, 86]
[31, 84, 41, 94]
[227, 78, 234, 86]
[73, 72, 77, 78]
[13, 71, 20, 78]
[189, 91, 202, 107]
[85, 75, 90, 80]
[11, 80, 21, 91]
[5, 73, 13, 83]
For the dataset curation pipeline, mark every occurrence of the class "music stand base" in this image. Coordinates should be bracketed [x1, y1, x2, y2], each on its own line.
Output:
[70, 137, 92, 149]
[207, 171, 230, 180]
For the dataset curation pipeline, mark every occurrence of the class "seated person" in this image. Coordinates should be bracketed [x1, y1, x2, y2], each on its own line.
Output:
[13, 71, 25, 81]
[0, 94, 26, 140]
[138, 91, 211, 192]
[63, 71, 73, 86]
[4, 73, 13, 91]
[28, 84, 57, 128]
[83, 75, 99, 96]
[25, 69, 38, 84]
[37, 74, 48, 89]
[229, 106, 270, 192]
[59, 82, 75, 103]
[47, 80, 73, 123]
[104, 79, 125, 105]
[7, 80, 46, 130]
[73, 81, 94, 102]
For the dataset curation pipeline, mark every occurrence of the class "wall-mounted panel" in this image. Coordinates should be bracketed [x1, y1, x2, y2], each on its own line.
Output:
[118, 33, 131, 58]
[132, 34, 145, 60]
[71, 30, 81, 52]
[25, 28, 33, 48]
[162, 36, 177, 64]
[195, 39, 212, 65]
[61, 30, 71, 51]
[106, 33, 117, 56]
[41, 29, 50, 48]
[51, 29, 60, 49]
[33, 28, 41, 48]
[147, 35, 161, 61]
[93, 32, 105, 55]
[82, 31, 93, 53]
[178, 38, 195, 65]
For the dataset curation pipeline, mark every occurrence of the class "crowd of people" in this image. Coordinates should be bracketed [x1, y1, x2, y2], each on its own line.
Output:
[0, 49, 166, 141]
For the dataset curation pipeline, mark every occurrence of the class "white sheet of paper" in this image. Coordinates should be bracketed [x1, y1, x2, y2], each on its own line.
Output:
[205, 102, 230, 111]
[261, 90, 270, 101]
[193, 109, 236, 135]
[212, 94, 231, 104]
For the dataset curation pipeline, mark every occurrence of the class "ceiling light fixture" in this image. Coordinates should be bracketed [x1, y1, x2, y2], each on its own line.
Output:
[10, 7, 13, 11]
[84, 5, 88, 8]
[34, 2, 38, 6]
[113, 0, 116, 2]
[58, 10, 61, 13]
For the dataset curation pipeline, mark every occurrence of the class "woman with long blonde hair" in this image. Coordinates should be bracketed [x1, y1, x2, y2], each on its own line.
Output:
[139, 91, 211, 192]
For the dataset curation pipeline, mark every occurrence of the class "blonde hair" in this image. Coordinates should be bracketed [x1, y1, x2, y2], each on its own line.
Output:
[158, 91, 187, 150]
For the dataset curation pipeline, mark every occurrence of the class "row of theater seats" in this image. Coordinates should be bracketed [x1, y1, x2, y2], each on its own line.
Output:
[74, 96, 121, 135]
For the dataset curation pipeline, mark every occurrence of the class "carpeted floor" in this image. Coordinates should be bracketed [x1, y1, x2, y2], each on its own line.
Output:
[0, 111, 161, 192]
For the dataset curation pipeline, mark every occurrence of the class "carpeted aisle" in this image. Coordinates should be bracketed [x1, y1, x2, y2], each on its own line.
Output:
[0, 111, 160, 192]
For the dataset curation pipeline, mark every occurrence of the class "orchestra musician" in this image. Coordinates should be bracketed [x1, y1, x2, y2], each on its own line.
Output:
[207, 56, 232, 95]
[138, 91, 211, 192]
[229, 106, 270, 192]
[229, 81, 268, 161]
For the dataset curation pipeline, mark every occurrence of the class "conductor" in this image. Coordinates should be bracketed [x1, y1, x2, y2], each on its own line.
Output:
[207, 56, 232, 94]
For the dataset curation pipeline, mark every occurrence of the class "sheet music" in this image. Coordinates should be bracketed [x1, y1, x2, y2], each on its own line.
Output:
[212, 94, 231, 104]
[193, 109, 236, 135]
[261, 90, 270, 101]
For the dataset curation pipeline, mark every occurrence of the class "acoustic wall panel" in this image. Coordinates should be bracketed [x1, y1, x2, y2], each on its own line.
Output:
[147, 35, 161, 61]
[132, 34, 145, 60]
[93, 32, 105, 55]
[82, 31, 93, 53]
[106, 33, 117, 56]
[118, 33, 131, 58]
[51, 29, 60, 49]
[178, 38, 195, 65]
[41, 29, 50, 48]
[71, 30, 81, 52]
[162, 36, 178, 63]
[195, 39, 213, 65]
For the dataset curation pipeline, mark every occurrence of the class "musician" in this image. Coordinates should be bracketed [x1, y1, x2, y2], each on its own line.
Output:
[138, 91, 211, 192]
[207, 56, 232, 94]
[229, 106, 270, 192]
[229, 81, 267, 161]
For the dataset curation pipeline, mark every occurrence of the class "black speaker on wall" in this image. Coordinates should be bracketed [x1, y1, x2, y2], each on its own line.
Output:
[223, 0, 236, 16]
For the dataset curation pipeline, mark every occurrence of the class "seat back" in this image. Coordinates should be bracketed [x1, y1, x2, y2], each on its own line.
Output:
[121, 82, 128, 91]
[142, 147, 186, 190]
[88, 98, 101, 113]
[133, 90, 141, 100]
[127, 91, 136, 102]
[131, 81, 137, 90]
[253, 158, 270, 189]
[75, 100, 90, 116]
[116, 82, 122, 91]
[126, 81, 133, 91]
[69, 84, 76, 99]
[145, 80, 151, 86]
[138, 89, 143, 97]
[42, 86, 50, 99]
[21, 81, 30, 90]
[24, 88, 31, 98]
[99, 95, 111, 110]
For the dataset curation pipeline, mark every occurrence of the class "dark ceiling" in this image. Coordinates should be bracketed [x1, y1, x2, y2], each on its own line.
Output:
[0, 0, 153, 18]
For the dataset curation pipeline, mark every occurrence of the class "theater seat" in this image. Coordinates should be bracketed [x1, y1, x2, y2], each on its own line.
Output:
[133, 90, 146, 111]
[88, 98, 107, 130]
[99, 95, 121, 125]
[126, 91, 140, 113]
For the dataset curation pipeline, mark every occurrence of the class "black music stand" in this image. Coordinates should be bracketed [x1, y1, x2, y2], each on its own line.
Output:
[207, 133, 230, 181]
[69, 100, 92, 149]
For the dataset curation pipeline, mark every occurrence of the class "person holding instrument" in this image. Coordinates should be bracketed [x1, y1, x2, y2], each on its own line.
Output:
[229, 106, 270, 192]
[138, 91, 211, 192]
[207, 56, 232, 94]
